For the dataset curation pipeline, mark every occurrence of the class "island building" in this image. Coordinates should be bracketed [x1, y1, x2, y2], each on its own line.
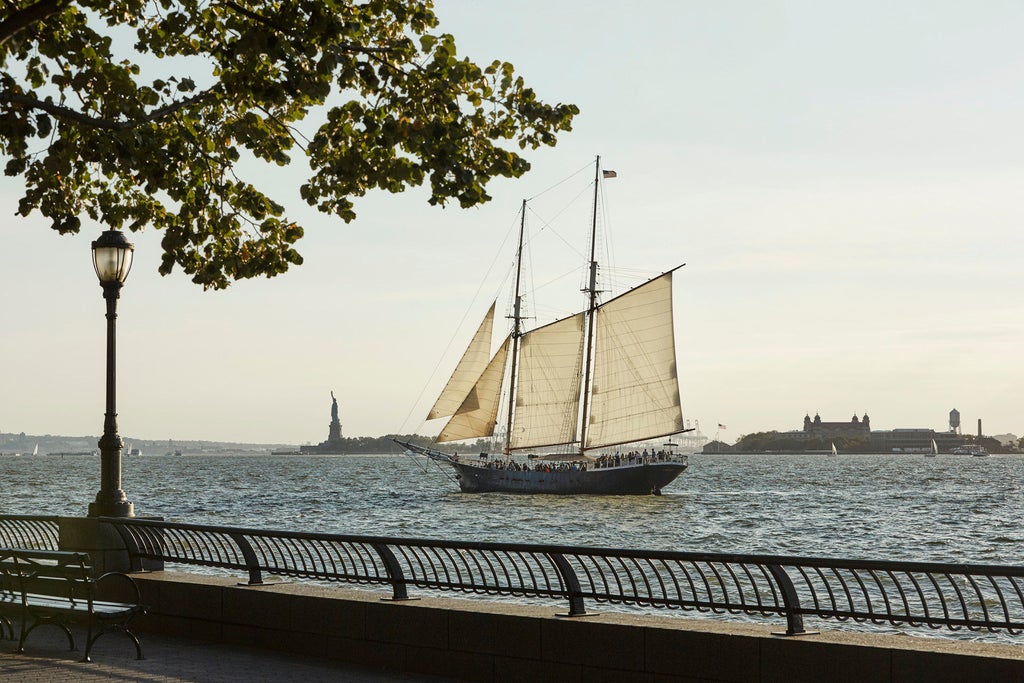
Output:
[720, 411, 971, 454]
[795, 411, 968, 452]
[803, 412, 871, 439]
[299, 392, 346, 454]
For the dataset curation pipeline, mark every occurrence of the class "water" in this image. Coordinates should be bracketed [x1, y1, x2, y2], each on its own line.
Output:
[3, 452, 1021, 565]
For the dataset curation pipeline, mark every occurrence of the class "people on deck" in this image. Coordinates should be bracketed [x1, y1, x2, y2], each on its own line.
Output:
[468, 448, 681, 472]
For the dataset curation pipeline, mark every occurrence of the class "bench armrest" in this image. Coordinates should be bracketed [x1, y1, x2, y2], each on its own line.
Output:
[95, 571, 142, 604]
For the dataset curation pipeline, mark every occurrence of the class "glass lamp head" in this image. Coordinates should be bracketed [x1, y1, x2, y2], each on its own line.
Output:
[91, 230, 135, 284]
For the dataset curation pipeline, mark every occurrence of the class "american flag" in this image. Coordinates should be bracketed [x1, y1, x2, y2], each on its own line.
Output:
[718, 423, 727, 429]
[602, 170, 617, 178]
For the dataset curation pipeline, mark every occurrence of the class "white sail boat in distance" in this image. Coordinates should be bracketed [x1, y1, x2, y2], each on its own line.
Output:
[396, 156, 693, 494]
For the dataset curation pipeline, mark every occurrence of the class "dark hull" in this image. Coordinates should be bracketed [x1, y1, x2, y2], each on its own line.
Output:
[393, 440, 688, 495]
[450, 461, 687, 495]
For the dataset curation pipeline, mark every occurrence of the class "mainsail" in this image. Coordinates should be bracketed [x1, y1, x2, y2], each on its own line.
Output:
[585, 272, 683, 449]
[509, 312, 586, 450]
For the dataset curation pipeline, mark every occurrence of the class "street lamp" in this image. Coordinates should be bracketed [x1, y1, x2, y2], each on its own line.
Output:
[88, 229, 135, 518]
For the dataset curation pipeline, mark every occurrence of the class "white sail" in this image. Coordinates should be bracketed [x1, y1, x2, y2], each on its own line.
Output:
[585, 273, 683, 449]
[428, 302, 496, 420]
[510, 312, 586, 450]
[437, 336, 511, 443]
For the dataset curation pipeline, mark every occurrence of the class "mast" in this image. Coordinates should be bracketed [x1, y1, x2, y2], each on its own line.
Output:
[578, 156, 602, 456]
[503, 199, 527, 456]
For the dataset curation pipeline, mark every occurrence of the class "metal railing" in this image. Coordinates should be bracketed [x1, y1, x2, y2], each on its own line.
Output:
[2, 514, 1023, 637]
[0, 515, 60, 551]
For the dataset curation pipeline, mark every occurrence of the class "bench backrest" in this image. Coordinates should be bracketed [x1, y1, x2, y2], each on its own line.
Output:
[0, 548, 93, 604]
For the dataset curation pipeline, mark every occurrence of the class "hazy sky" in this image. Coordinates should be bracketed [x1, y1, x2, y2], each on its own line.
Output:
[2, 1, 1023, 445]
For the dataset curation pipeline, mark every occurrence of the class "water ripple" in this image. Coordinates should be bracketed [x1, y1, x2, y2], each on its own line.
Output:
[1, 452, 1022, 564]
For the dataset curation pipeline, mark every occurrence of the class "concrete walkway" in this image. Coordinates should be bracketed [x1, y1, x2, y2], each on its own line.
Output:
[0, 627, 460, 682]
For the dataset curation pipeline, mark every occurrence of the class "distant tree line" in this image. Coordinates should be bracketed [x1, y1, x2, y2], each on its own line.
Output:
[731, 432, 873, 453]
[707, 431, 1015, 454]
[334, 435, 494, 455]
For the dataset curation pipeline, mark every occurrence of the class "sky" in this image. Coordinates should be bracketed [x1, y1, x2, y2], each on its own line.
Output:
[2, 1, 1023, 445]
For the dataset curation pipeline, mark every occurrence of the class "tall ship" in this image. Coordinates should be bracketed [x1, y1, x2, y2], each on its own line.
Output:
[396, 157, 692, 494]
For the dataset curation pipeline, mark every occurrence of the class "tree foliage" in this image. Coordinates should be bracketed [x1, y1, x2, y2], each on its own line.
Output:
[733, 431, 871, 453]
[0, 0, 578, 288]
[325, 433, 489, 454]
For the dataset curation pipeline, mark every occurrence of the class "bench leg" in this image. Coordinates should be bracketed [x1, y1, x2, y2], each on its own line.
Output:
[0, 615, 12, 641]
[83, 624, 145, 662]
[19, 619, 76, 654]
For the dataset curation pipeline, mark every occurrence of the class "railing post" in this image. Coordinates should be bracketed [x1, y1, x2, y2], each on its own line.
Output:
[766, 563, 816, 636]
[549, 552, 587, 617]
[229, 533, 263, 586]
[371, 543, 412, 601]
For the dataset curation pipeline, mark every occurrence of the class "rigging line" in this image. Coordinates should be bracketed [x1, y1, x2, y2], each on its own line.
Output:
[402, 449, 430, 474]
[525, 159, 594, 201]
[523, 185, 592, 261]
[580, 174, 618, 299]
[597, 173, 616, 295]
[393, 206, 523, 436]
[517, 221, 535, 328]
[531, 266, 584, 296]
[430, 457, 459, 483]
[407, 448, 458, 482]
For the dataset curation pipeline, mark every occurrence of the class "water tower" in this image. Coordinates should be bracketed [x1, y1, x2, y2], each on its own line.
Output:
[949, 408, 961, 434]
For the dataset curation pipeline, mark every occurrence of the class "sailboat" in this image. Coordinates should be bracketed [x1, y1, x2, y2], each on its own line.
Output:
[396, 157, 692, 495]
[31, 443, 39, 456]
[830, 442, 837, 456]
[925, 439, 938, 457]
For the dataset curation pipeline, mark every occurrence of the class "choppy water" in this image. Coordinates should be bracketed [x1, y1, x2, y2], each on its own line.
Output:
[3, 452, 1021, 565]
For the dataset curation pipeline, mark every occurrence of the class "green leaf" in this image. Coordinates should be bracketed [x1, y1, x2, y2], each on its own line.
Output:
[2, 0, 577, 290]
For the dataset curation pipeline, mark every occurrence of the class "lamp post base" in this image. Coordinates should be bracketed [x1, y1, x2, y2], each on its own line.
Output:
[88, 500, 134, 518]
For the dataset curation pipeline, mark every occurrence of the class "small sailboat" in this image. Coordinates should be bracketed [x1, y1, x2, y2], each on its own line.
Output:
[31, 443, 39, 456]
[830, 442, 837, 456]
[396, 157, 691, 495]
[925, 439, 938, 457]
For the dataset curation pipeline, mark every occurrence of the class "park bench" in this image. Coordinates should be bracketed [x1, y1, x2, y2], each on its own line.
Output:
[0, 548, 146, 662]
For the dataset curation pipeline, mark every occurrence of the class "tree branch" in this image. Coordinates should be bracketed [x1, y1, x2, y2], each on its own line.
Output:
[0, 87, 219, 130]
[148, 88, 219, 122]
[0, 91, 122, 128]
[0, 0, 70, 46]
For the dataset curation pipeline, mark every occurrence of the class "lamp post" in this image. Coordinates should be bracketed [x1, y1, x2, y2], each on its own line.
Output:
[88, 229, 135, 518]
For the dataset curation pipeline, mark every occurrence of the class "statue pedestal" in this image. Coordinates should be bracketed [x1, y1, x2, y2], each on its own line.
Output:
[328, 418, 342, 443]
[297, 392, 346, 454]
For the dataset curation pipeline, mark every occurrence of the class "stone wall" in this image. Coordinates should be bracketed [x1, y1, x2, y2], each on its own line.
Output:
[124, 571, 1024, 683]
